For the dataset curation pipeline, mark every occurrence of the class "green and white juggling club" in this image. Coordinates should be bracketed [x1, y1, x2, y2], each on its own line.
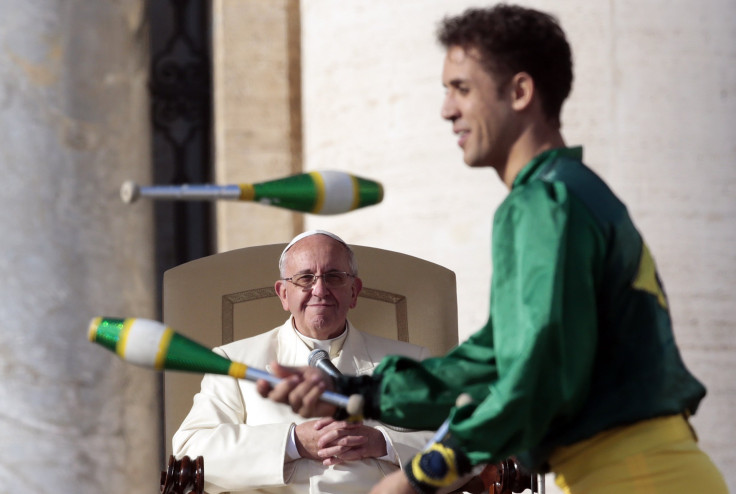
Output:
[120, 170, 383, 215]
[88, 317, 365, 416]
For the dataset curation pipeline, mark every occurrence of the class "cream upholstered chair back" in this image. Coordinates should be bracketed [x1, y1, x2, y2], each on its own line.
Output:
[162, 243, 459, 457]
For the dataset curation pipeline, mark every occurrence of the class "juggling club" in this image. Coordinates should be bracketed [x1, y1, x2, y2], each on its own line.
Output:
[87, 317, 365, 416]
[120, 170, 383, 215]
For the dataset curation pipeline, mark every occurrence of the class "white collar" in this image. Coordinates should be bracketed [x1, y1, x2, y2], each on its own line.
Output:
[291, 319, 348, 358]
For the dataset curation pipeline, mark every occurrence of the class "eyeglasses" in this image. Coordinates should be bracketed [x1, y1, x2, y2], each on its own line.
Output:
[282, 271, 355, 288]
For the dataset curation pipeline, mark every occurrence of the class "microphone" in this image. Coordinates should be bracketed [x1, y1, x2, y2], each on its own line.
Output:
[308, 348, 342, 380]
[120, 170, 384, 215]
[307, 348, 418, 430]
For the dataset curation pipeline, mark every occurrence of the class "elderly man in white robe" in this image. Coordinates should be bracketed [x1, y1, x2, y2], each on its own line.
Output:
[173, 230, 432, 494]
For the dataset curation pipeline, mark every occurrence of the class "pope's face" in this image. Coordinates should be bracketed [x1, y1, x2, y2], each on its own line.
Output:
[441, 45, 518, 171]
[275, 235, 362, 339]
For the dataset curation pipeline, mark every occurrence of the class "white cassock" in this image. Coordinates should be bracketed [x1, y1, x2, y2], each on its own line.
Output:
[173, 318, 433, 494]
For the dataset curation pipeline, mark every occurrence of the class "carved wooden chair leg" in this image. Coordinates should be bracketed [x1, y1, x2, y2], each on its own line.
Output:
[160, 455, 204, 494]
[478, 457, 539, 494]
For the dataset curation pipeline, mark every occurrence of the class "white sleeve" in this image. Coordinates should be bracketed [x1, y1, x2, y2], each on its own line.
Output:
[285, 423, 301, 461]
[172, 373, 295, 493]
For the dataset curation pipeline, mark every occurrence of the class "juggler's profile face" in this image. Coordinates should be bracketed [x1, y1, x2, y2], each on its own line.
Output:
[441, 45, 518, 171]
[275, 235, 362, 340]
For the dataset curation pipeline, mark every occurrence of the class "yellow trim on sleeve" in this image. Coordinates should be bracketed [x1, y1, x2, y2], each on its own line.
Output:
[632, 243, 668, 309]
[410, 443, 460, 488]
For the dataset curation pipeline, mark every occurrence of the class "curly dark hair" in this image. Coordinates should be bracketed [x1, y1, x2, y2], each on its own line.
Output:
[437, 4, 573, 125]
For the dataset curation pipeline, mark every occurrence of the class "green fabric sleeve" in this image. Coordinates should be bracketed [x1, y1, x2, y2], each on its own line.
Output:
[375, 180, 605, 465]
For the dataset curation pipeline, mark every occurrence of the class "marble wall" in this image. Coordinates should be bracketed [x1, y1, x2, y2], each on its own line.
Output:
[0, 1, 159, 492]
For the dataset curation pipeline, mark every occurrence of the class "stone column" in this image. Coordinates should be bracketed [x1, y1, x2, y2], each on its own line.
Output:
[0, 1, 159, 493]
[212, 0, 303, 250]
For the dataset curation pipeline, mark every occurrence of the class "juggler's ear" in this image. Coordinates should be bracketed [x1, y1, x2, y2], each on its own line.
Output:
[510, 72, 535, 112]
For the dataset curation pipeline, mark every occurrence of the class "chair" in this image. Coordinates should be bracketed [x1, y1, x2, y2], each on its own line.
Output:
[157, 454, 534, 494]
[161, 242, 459, 459]
[160, 455, 204, 494]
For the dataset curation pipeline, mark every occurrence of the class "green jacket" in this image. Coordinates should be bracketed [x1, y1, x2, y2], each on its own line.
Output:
[370, 147, 706, 469]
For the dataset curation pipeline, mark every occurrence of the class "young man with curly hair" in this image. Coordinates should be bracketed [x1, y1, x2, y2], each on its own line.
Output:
[261, 5, 728, 493]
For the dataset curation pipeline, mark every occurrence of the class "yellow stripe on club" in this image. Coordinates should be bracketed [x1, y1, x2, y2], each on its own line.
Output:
[154, 328, 175, 370]
[238, 183, 255, 201]
[117, 318, 136, 360]
[228, 361, 248, 379]
[87, 316, 102, 342]
[349, 174, 360, 211]
[310, 171, 326, 213]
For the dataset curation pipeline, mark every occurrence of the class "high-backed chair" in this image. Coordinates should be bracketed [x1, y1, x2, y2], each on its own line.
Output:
[162, 243, 459, 458]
